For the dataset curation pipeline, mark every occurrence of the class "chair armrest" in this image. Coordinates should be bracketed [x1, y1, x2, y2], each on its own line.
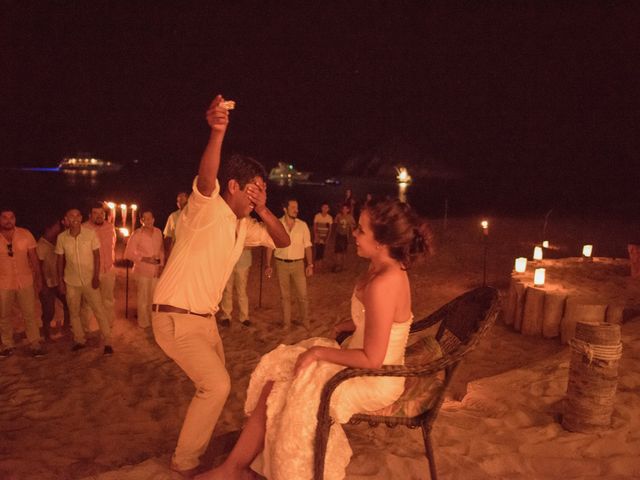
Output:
[319, 356, 455, 405]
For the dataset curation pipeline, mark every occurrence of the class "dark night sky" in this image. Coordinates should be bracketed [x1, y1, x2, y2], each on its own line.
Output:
[3, 1, 640, 205]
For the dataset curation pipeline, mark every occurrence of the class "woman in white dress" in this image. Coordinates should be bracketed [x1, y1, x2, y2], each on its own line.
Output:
[196, 198, 432, 480]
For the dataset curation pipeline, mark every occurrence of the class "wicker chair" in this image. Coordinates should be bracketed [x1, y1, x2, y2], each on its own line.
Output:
[313, 286, 500, 480]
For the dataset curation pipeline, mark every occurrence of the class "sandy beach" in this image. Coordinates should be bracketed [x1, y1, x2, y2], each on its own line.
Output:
[1, 215, 639, 480]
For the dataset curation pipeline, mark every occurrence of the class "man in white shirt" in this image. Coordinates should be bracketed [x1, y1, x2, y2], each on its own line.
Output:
[55, 208, 113, 355]
[124, 210, 164, 329]
[81, 204, 117, 328]
[151, 95, 290, 475]
[163, 192, 188, 258]
[265, 198, 314, 329]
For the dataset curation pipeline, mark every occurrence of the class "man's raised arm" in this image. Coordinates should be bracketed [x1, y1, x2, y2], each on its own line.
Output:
[196, 95, 230, 197]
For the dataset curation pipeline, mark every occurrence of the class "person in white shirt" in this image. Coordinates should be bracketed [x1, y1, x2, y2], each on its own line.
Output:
[312, 202, 333, 272]
[265, 198, 314, 329]
[163, 192, 189, 258]
[56, 208, 113, 354]
[36, 219, 70, 340]
[151, 95, 290, 476]
[81, 204, 117, 328]
[124, 210, 164, 329]
[218, 247, 253, 327]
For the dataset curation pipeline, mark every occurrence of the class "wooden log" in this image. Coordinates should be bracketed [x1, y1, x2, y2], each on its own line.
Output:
[562, 322, 622, 433]
[560, 299, 607, 344]
[521, 287, 545, 336]
[505, 276, 525, 326]
[513, 281, 526, 332]
[605, 304, 624, 325]
[542, 292, 566, 338]
[628, 244, 640, 278]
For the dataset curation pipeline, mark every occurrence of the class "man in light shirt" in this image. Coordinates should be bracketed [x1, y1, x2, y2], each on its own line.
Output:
[56, 208, 113, 355]
[265, 198, 314, 329]
[81, 203, 117, 328]
[36, 219, 70, 340]
[163, 191, 188, 258]
[218, 247, 253, 328]
[151, 95, 289, 475]
[124, 210, 164, 329]
[0, 209, 44, 357]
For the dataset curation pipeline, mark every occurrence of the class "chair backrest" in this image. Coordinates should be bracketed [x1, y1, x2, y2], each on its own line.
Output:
[411, 286, 500, 357]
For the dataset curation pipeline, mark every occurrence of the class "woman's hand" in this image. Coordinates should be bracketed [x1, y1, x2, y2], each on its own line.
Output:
[294, 347, 320, 376]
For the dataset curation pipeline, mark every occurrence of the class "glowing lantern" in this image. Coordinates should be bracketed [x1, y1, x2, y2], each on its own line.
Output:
[481, 220, 489, 236]
[514, 257, 527, 273]
[542, 240, 549, 248]
[533, 246, 543, 261]
[119, 227, 130, 238]
[534, 268, 546, 287]
[582, 245, 593, 258]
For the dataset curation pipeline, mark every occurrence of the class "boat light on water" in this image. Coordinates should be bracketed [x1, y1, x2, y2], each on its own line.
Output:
[268, 162, 311, 183]
[58, 155, 122, 173]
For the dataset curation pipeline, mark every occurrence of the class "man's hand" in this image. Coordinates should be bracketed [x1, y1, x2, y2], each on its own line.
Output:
[264, 266, 273, 279]
[205, 95, 230, 134]
[247, 181, 267, 214]
[305, 264, 314, 277]
[92, 277, 100, 289]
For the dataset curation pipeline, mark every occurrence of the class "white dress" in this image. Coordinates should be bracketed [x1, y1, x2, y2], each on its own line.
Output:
[245, 294, 412, 479]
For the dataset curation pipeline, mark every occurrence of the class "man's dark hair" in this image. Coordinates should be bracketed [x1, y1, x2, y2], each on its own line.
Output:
[219, 154, 267, 192]
[281, 197, 298, 209]
[0, 208, 14, 215]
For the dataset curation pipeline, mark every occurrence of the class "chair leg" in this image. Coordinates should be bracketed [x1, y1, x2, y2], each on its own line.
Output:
[421, 424, 438, 480]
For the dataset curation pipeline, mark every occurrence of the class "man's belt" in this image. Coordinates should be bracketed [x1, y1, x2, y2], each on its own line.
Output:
[152, 304, 212, 318]
[275, 258, 303, 263]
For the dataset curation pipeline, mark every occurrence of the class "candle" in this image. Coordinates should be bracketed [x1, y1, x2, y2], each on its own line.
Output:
[481, 220, 489, 236]
[514, 257, 527, 273]
[130, 204, 138, 232]
[106, 202, 116, 224]
[533, 246, 543, 261]
[542, 240, 549, 248]
[534, 268, 545, 287]
[582, 244, 593, 257]
[120, 204, 127, 228]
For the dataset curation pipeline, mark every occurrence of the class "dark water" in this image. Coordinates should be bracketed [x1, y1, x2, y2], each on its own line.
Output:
[2, 162, 636, 236]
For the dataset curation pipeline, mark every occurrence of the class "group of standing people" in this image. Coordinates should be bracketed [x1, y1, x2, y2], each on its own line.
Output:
[0, 204, 117, 357]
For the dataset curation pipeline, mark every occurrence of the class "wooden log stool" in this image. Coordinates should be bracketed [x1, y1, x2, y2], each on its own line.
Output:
[562, 321, 622, 433]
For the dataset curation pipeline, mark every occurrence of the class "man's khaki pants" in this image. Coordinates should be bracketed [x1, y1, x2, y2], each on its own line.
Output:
[135, 276, 157, 328]
[66, 283, 112, 345]
[276, 260, 309, 327]
[81, 270, 116, 328]
[152, 312, 231, 471]
[0, 286, 41, 349]
[220, 265, 250, 321]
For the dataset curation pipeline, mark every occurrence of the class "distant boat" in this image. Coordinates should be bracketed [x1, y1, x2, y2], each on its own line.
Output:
[268, 162, 311, 183]
[58, 155, 122, 173]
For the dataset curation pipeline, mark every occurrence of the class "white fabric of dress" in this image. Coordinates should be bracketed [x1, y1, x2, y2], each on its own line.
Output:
[245, 294, 412, 479]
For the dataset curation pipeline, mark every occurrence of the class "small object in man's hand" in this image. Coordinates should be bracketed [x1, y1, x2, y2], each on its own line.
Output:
[220, 100, 236, 110]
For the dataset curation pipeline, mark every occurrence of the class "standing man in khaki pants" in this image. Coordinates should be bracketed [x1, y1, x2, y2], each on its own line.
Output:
[151, 95, 289, 476]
